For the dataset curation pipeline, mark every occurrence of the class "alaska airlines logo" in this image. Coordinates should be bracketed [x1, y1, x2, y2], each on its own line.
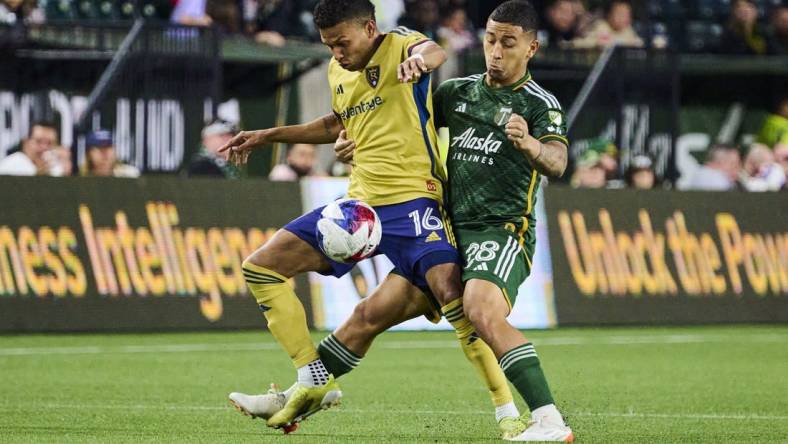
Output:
[339, 96, 384, 121]
[450, 128, 503, 155]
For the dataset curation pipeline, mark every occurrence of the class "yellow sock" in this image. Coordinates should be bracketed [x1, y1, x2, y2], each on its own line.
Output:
[243, 261, 319, 368]
[442, 298, 514, 408]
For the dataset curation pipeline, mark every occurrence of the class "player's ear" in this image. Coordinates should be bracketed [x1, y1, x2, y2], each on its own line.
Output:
[365, 19, 376, 37]
[526, 32, 540, 58]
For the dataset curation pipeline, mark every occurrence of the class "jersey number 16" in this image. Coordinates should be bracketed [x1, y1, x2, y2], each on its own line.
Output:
[408, 208, 444, 236]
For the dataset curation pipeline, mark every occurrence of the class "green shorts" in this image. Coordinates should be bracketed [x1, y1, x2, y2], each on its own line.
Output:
[455, 225, 535, 308]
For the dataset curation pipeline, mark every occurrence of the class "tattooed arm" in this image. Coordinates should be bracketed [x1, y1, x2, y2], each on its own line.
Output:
[505, 114, 568, 177]
[522, 140, 568, 177]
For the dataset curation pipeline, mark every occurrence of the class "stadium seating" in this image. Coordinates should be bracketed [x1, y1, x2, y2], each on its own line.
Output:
[647, 0, 686, 21]
[690, 0, 732, 21]
[42, 0, 77, 21]
[685, 20, 724, 52]
[42, 0, 171, 21]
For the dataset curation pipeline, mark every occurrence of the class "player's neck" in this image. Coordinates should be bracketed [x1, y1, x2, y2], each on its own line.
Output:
[359, 33, 385, 69]
[485, 67, 529, 89]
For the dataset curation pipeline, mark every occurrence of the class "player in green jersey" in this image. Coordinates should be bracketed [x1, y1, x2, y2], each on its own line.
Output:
[433, 29, 570, 312]
[426, 2, 573, 441]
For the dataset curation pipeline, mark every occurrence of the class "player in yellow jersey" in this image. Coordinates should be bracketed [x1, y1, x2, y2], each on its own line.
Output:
[219, 0, 523, 436]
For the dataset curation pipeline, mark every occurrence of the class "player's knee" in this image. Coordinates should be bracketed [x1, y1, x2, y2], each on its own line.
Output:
[349, 298, 387, 336]
[242, 250, 270, 270]
[429, 279, 462, 307]
[423, 261, 463, 306]
[241, 256, 256, 271]
[464, 303, 499, 337]
[242, 241, 285, 276]
[463, 302, 483, 326]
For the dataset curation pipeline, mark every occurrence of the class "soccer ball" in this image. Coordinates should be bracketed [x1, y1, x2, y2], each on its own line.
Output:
[316, 199, 382, 263]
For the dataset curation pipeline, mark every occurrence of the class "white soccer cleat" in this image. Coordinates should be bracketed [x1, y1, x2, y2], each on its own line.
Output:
[229, 383, 287, 420]
[504, 415, 574, 442]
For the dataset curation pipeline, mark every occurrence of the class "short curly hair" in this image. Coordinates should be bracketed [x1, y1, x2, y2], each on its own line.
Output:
[313, 0, 376, 29]
[489, 0, 539, 33]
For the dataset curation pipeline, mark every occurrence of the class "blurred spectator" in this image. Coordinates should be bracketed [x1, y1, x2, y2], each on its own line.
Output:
[434, 5, 475, 81]
[767, 6, 788, 54]
[80, 130, 140, 178]
[329, 159, 351, 177]
[583, 138, 619, 181]
[571, 0, 643, 49]
[570, 150, 607, 188]
[254, 0, 309, 47]
[686, 144, 741, 191]
[372, 0, 405, 32]
[541, 0, 581, 48]
[437, 7, 476, 52]
[0, 0, 42, 25]
[45, 146, 73, 177]
[0, 121, 58, 176]
[720, 0, 769, 55]
[269, 143, 317, 181]
[774, 143, 788, 184]
[207, 0, 242, 34]
[398, 0, 440, 39]
[171, 0, 213, 27]
[186, 120, 241, 178]
[572, 0, 596, 35]
[625, 154, 656, 189]
[757, 96, 788, 148]
[740, 143, 786, 191]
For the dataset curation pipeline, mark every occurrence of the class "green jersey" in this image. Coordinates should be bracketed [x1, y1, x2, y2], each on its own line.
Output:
[434, 72, 568, 231]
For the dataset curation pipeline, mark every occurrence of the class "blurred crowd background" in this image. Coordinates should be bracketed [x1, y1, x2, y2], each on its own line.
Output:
[2, 0, 786, 54]
[0, 0, 786, 191]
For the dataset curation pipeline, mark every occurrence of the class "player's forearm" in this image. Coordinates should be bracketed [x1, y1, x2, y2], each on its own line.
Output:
[523, 138, 568, 177]
[265, 113, 342, 145]
[412, 41, 447, 72]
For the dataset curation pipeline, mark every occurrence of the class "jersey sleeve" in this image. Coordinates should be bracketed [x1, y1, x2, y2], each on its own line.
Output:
[390, 26, 430, 61]
[432, 80, 454, 128]
[528, 105, 569, 146]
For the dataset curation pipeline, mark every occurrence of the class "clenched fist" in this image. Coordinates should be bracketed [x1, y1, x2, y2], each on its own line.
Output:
[505, 114, 540, 159]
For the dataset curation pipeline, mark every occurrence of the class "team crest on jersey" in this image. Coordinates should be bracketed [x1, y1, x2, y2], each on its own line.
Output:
[495, 106, 513, 126]
[548, 110, 563, 126]
[365, 66, 381, 88]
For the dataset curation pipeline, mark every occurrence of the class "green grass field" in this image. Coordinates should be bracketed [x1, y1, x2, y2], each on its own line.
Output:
[2, 326, 787, 443]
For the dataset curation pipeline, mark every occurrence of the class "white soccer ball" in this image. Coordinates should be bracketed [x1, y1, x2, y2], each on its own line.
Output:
[316, 199, 382, 263]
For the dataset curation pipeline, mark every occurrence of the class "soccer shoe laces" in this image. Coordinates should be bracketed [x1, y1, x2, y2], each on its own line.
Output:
[267, 383, 280, 395]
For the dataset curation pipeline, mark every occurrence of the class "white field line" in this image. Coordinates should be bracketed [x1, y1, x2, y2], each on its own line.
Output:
[0, 333, 786, 357]
[0, 403, 785, 422]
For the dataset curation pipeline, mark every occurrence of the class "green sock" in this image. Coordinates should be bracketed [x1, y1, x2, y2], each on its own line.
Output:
[317, 334, 362, 378]
[499, 343, 555, 411]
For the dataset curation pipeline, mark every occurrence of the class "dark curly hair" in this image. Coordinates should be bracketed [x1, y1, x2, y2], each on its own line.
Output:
[313, 0, 376, 29]
[489, 0, 539, 33]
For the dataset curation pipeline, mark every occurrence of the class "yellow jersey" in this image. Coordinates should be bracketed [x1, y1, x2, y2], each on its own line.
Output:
[328, 28, 446, 207]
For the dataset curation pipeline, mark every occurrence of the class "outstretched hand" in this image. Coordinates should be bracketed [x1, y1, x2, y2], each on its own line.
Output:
[218, 130, 267, 166]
